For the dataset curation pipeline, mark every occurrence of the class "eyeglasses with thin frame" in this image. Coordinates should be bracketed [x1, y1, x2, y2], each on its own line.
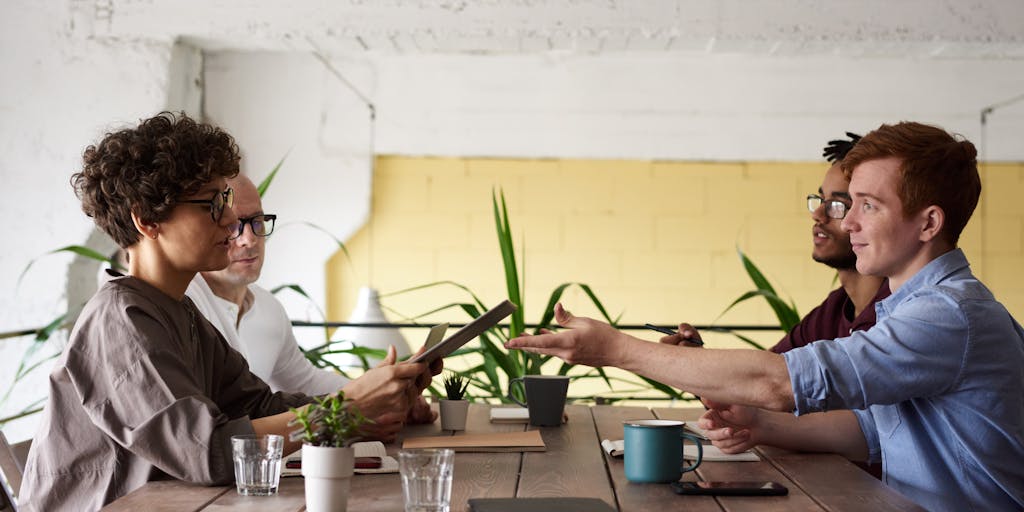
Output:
[229, 214, 277, 240]
[806, 194, 849, 220]
[180, 187, 235, 223]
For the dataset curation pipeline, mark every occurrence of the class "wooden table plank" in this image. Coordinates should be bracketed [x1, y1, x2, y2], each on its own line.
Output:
[450, 404, 526, 512]
[202, 477, 305, 512]
[101, 480, 230, 512]
[654, 407, 821, 511]
[591, 405, 721, 512]
[756, 446, 924, 512]
[346, 402, 446, 512]
[516, 404, 615, 507]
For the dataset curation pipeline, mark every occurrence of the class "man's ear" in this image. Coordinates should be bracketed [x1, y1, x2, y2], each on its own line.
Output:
[131, 211, 160, 240]
[918, 205, 945, 243]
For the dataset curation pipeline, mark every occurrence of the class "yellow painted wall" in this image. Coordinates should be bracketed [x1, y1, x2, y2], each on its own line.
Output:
[325, 157, 1024, 395]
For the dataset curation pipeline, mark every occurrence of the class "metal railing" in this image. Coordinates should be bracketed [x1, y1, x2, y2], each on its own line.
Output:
[291, 321, 782, 332]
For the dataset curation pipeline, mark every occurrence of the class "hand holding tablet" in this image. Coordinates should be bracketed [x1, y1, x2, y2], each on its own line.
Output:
[409, 300, 517, 365]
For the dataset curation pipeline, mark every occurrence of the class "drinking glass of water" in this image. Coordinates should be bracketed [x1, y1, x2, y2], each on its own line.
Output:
[231, 434, 284, 496]
[399, 449, 454, 512]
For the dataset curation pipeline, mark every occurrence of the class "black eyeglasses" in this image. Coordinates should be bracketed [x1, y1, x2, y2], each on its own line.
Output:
[806, 194, 849, 219]
[180, 187, 234, 222]
[229, 214, 277, 240]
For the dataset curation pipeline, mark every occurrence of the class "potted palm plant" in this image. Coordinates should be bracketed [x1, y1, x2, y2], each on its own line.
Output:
[290, 393, 367, 512]
[439, 372, 470, 431]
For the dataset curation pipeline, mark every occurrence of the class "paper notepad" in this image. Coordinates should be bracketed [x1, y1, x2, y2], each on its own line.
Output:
[600, 439, 760, 462]
[489, 408, 568, 424]
[489, 408, 530, 424]
[403, 430, 545, 452]
[281, 441, 398, 477]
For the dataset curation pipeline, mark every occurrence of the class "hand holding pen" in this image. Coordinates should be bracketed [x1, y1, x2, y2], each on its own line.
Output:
[646, 322, 708, 408]
[645, 323, 704, 347]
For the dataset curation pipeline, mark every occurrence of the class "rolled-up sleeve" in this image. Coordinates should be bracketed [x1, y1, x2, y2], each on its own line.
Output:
[783, 288, 968, 416]
[783, 342, 868, 414]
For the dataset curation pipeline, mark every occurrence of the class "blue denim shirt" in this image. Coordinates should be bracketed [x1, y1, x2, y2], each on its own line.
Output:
[784, 249, 1024, 511]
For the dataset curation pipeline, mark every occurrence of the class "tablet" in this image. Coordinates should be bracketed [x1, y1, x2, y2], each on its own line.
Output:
[422, 322, 450, 351]
[408, 300, 517, 364]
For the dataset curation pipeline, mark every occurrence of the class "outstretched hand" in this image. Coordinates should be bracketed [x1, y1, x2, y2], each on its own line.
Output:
[504, 303, 629, 368]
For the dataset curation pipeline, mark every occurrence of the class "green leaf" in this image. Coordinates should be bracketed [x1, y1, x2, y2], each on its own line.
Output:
[636, 375, 685, 399]
[493, 189, 524, 336]
[271, 284, 328, 339]
[719, 331, 768, 351]
[283, 221, 350, 262]
[536, 283, 621, 331]
[537, 283, 572, 332]
[737, 246, 777, 296]
[18, 245, 124, 290]
[271, 283, 311, 298]
[257, 152, 290, 198]
[719, 247, 801, 333]
[578, 284, 618, 325]
[35, 312, 69, 342]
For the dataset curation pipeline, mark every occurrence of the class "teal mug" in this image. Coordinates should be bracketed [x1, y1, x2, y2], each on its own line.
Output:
[623, 419, 703, 483]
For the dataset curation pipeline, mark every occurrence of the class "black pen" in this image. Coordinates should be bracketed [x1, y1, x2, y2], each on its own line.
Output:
[644, 323, 704, 346]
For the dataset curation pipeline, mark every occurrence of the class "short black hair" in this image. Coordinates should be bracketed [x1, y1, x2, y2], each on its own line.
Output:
[822, 132, 862, 163]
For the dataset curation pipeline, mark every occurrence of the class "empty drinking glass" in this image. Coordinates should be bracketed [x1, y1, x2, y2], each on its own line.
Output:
[399, 449, 454, 512]
[231, 434, 284, 496]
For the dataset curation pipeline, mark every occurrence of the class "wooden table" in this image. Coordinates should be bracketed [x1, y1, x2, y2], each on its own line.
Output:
[102, 404, 923, 511]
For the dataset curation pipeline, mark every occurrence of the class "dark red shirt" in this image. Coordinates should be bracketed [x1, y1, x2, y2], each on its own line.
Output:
[769, 279, 891, 479]
[770, 281, 891, 354]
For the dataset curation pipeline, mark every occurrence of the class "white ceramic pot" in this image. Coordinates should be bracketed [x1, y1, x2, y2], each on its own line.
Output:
[301, 444, 354, 512]
[439, 399, 469, 431]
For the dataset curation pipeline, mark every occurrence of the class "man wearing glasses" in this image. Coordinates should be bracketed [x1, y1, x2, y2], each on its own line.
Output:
[770, 133, 890, 354]
[664, 134, 890, 356]
[509, 122, 1024, 510]
[186, 175, 436, 441]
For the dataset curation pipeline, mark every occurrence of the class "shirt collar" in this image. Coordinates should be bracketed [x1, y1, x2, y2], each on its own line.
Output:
[877, 248, 969, 318]
[199, 274, 256, 324]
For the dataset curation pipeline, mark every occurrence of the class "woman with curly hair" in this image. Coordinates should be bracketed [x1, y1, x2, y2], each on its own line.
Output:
[17, 112, 343, 511]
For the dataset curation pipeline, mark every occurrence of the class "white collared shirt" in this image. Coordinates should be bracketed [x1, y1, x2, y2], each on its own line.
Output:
[187, 275, 347, 396]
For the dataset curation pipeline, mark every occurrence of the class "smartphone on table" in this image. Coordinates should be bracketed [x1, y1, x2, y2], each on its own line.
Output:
[286, 456, 382, 470]
[671, 481, 788, 496]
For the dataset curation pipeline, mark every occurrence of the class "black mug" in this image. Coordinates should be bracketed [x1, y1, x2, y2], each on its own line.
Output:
[507, 375, 569, 426]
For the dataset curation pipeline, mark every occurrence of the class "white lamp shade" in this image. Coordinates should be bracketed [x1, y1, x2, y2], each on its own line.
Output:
[330, 287, 411, 367]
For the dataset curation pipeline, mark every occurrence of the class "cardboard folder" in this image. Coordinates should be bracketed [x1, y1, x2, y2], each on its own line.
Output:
[402, 430, 546, 452]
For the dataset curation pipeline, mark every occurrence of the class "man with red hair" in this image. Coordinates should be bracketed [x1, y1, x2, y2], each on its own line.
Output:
[508, 122, 1024, 510]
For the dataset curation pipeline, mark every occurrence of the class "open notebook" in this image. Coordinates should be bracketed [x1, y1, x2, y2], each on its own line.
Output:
[601, 436, 760, 462]
[281, 441, 398, 477]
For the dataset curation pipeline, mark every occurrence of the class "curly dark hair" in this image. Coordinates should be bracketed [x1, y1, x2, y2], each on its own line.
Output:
[71, 112, 240, 248]
[822, 132, 862, 163]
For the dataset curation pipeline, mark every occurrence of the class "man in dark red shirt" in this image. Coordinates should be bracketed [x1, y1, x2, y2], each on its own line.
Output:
[663, 133, 889, 478]
[769, 133, 891, 353]
[666, 133, 890, 351]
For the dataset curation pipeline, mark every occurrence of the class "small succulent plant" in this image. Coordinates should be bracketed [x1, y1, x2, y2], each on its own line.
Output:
[443, 372, 470, 401]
